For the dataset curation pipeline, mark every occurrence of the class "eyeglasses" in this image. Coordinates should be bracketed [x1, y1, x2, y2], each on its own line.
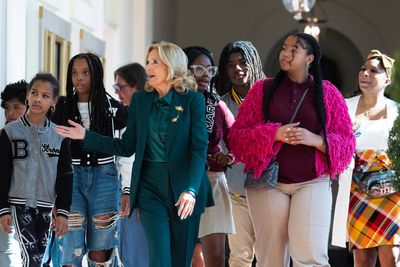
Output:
[112, 83, 130, 92]
[189, 65, 218, 77]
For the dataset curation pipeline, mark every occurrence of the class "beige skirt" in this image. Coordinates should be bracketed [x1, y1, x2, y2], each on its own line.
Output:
[198, 171, 236, 238]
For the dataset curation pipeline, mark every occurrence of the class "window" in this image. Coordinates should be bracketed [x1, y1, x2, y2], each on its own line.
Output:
[43, 30, 70, 95]
[39, 6, 71, 95]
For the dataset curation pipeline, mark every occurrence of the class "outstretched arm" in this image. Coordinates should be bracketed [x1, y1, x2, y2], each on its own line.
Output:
[55, 120, 85, 140]
[56, 94, 140, 157]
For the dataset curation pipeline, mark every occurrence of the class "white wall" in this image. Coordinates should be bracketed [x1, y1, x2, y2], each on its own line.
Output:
[6, 0, 27, 83]
[0, 0, 6, 126]
[1, 0, 399, 128]
[0, 0, 154, 115]
[103, 0, 154, 98]
[174, 0, 400, 61]
[0, 0, 28, 127]
[170, 0, 400, 95]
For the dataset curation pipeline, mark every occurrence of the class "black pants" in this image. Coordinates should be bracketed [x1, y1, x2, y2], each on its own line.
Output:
[12, 204, 52, 267]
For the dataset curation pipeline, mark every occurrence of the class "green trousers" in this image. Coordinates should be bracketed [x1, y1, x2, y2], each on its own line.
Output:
[138, 161, 200, 267]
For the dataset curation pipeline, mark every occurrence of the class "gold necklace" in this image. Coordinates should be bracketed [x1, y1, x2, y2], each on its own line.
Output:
[231, 87, 244, 104]
[362, 104, 386, 118]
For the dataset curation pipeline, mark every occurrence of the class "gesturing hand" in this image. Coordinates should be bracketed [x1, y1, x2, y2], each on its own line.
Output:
[55, 120, 85, 140]
[175, 192, 196, 220]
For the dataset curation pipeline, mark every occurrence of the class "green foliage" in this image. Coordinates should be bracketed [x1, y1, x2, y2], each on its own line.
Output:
[388, 107, 400, 190]
[386, 51, 400, 102]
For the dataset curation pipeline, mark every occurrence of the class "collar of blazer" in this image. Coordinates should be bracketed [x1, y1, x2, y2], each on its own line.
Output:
[142, 89, 188, 154]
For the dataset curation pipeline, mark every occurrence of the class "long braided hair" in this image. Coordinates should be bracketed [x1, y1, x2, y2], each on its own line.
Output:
[215, 41, 265, 96]
[262, 33, 331, 170]
[60, 53, 112, 135]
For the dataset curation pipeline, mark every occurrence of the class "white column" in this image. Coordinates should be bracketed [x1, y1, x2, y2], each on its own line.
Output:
[25, 0, 40, 80]
[104, 0, 153, 96]
[0, 0, 6, 127]
[131, 0, 153, 65]
[6, 0, 27, 83]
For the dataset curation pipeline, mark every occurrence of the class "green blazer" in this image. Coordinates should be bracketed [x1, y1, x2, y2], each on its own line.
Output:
[83, 89, 213, 215]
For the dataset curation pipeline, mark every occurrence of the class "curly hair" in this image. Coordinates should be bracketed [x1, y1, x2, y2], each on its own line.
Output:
[1, 80, 28, 108]
[28, 73, 59, 97]
[145, 41, 197, 93]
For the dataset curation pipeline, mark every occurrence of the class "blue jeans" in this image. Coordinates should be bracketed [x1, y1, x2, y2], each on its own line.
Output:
[119, 209, 149, 267]
[56, 163, 120, 266]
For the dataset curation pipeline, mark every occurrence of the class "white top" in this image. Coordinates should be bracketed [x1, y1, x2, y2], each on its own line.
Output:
[331, 94, 399, 247]
[115, 127, 133, 194]
[77, 102, 90, 129]
[353, 119, 389, 151]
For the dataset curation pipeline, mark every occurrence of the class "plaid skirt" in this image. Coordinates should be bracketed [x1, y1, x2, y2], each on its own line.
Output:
[347, 181, 400, 250]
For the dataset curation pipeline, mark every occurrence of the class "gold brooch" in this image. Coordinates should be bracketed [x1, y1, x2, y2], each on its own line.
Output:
[172, 106, 184, 123]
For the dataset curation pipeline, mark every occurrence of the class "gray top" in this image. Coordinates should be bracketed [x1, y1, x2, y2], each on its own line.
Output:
[0, 115, 72, 218]
[220, 93, 246, 196]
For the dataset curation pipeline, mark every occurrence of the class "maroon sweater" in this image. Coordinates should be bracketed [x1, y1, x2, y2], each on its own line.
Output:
[207, 100, 235, 172]
[268, 75, 322, 183]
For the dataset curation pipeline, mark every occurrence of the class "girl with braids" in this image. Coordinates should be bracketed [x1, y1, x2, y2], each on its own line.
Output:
[333, 50, 400, 267]
[183, 46, 235, 267]
[52, 53, 127, 266]
[229, 33, 355, 267]
[216, 40, 265, 267]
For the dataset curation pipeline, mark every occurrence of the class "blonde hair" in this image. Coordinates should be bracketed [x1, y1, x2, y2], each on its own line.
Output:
[145, 41, 197, 93]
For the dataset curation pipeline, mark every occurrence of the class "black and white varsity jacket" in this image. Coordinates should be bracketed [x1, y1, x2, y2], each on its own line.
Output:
[52, 94, 130, 194]
[0, 115, 73, 218]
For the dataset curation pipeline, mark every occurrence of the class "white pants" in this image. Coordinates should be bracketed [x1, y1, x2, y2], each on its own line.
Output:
[247, 178, 332, 267]
[228, 195, 255, 267]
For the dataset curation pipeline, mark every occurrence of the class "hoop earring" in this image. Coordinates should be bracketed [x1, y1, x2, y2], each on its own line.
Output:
[50, 106, 55, 112]
[25, 99, 29, 106]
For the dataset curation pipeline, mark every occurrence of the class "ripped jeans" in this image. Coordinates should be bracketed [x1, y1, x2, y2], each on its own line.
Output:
[55, 164, 120, 267]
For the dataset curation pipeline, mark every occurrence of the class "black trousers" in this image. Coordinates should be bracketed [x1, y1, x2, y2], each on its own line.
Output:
[12, 204, 52, 267]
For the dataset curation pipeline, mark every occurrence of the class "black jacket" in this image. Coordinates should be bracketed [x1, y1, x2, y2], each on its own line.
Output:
[52, 94, 128, 166]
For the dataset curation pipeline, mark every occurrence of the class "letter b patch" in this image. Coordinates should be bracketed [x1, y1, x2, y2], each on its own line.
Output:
[12, 139, 29, 159]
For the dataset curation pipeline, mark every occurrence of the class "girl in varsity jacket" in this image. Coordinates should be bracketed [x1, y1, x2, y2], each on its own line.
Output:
[0, 73, 73, 267]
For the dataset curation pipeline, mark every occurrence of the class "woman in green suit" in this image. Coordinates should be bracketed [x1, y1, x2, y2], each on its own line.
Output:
[56, 41, 213, 267]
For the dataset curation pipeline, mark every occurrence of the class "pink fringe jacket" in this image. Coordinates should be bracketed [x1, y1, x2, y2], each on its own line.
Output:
[228, 79, 355, 179]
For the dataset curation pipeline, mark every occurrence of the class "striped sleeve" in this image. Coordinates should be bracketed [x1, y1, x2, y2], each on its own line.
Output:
[0, 130, 13, 216]
[55, 138, 73, 218]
